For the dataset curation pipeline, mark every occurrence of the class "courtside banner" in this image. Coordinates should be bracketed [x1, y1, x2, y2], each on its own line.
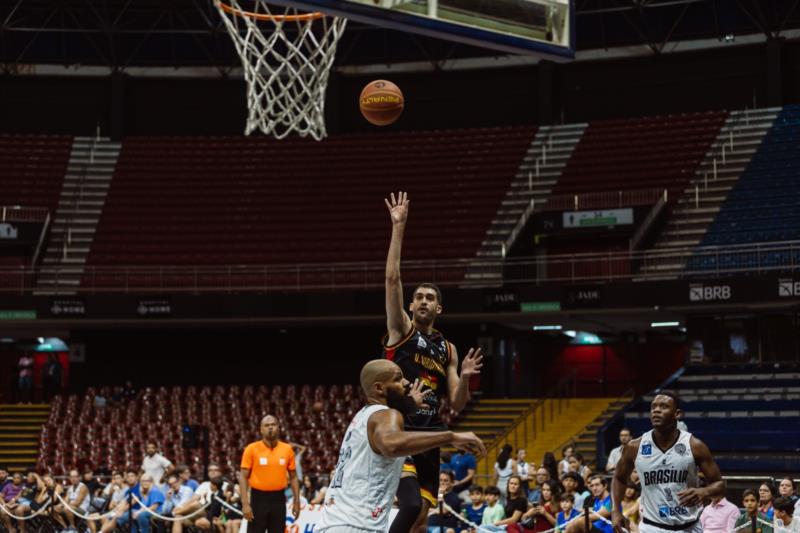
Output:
[238, 503, 399, 533]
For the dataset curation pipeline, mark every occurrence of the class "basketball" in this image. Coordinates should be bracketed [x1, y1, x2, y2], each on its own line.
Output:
[312, 401, 325, 413]
[359, 80, 404, 126]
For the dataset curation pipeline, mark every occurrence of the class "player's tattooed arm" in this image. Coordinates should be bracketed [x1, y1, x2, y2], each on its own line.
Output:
[678, 437, 725, 506]
[384, 191, 413, 344]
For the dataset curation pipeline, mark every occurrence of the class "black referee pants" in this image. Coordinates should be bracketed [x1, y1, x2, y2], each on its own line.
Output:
[247, 489, 286, 533]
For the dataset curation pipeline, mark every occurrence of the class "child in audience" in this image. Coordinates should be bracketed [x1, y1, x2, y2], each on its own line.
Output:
[557, 493, 581, 532]
[481, 486, 505, 526]
[735, 489, 773, 533]
[461, 485, 486, 532]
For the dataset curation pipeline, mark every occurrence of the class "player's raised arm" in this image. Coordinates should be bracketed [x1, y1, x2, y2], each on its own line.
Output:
[384, 191, 413, 344]
[677, 437, 725, 506]
[611, 438, 639, 533]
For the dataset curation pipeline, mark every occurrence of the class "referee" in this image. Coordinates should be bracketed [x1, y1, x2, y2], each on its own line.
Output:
[240, 415, 301, 533]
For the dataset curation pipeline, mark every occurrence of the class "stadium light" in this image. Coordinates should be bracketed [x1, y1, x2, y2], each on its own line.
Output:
[533, 325, 562, 331]
[651, 321, 681, 328]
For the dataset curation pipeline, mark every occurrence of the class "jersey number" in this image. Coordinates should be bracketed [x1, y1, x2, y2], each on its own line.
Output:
[330, 445, 352, 489]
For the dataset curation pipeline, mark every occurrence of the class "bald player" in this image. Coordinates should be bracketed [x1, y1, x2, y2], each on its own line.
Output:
[318, 360, 486, 533]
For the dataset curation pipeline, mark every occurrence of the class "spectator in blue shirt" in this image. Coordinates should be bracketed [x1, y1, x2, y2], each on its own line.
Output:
[116, 473, 165, 533]
[162, 475, 194, 516]
[556, 493, 580, 532]
[565, 475, 612, 533]
[449, 451, 477, 495]
[177, 466, 199, 492]
[461, 485, 486, 530]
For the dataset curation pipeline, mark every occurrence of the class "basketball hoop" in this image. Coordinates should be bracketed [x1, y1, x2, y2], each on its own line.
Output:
[215, 0, 347, 140]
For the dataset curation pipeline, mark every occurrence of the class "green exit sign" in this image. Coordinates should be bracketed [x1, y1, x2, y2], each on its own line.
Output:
[0, 310, 37, 320]
[520, 301, 561, 312]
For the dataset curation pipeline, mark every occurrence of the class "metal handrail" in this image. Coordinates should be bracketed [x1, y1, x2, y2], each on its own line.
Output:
[1, 239, 799, 294]
[629, 190, 668, 251]
[0, 206, 49, 222]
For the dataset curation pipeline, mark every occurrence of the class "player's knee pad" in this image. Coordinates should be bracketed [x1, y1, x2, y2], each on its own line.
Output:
[390, 476, 423, 533]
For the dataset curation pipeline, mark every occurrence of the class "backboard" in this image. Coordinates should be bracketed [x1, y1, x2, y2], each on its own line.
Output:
[265, 0, 574, 60]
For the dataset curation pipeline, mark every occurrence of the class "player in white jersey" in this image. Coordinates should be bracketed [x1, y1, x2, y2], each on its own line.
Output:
[611, 392, 725, 533]
[318, 359, 485, 533]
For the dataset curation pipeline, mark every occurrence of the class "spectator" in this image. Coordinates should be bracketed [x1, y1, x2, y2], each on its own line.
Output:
[315, 471, 331, 505]
[779, 479, 798, 505]
[621, 482, 641, 533]
[762, 483, 778, 521]
[124, 473, 165, 533]
[55, 469, 91, 532]
[481, 486, 505, 528]
[0, 472, 24, 532]
[450, 450, 477, 496]
[83, 469, 102, 498]
[290, 442, 307, 484]
[567, 453, 592, 483]
[100, 469, 140, 533]
[700, 493, 739, 533]
[171, 463, 228, 533]
[17, 353, 34, 403]
[495, 475, 528, 529]
[558, 445, 575, 476]
[493, 444, 515, 501]
[556, 493, 580, 533]
[521, 479, 558, 532]
[516, 449, 532, 495]
[11, 470, 38, 533]
[200, 477, 226, 532]
[88, 472, 126, 533]
[440, 451, 454, 475]
[123, 380, 137, 402]
[176, 465, 199, 492]
[736, 489, 774, 533]
[427, 471, 462, 533]
[528, 468, 551, 505]
[162, 475, 194, 517]
[301, 474, 322, 504]
[541, 453, 559, 483]
[774, 497, 800, 533]
[0, 466, 9, 490]
[605, 428, 632, 473]
[566, 475, 612, 533]
[561, 472, 589, 510]
[462, 485, 486, 529]
[141, 441, 174, 488]
[43, 353, 62, 401]
[18, 473, 56, 533]
[222, 483, 243, 533]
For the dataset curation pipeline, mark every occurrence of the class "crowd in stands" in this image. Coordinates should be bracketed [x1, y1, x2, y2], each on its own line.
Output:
[0, 439, 335, 533]
[425, 428, 800, 533]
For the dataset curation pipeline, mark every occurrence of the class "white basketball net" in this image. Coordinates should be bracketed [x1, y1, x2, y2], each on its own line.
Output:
[215, 1, 347, 140]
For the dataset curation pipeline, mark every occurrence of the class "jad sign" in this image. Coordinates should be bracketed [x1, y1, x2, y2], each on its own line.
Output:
[563, 208, 633, 229]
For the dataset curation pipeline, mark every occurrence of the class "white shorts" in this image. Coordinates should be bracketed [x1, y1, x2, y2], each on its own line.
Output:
[317, 527, 377, 533]
[639, 520, 702, 533]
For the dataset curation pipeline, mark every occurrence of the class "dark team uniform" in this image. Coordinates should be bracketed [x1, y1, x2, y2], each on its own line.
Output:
[384, 326, 451, 506]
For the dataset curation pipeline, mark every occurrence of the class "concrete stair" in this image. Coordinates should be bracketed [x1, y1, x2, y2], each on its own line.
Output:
[36, 137, 120, 294]
[464, 123, 586, 286]
[0, 404, 49, 472]
[562, 397, 631, 469]
[444, 398, 533, 454]
[641, 108, 779, 275]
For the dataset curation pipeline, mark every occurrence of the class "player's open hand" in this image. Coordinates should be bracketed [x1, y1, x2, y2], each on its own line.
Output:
[407, 379, 432, 408]
[385, 191, 409, 225]
[677, 487, 704, 507]
[460, 348, 484, 377]
[450, 431, 486, 457]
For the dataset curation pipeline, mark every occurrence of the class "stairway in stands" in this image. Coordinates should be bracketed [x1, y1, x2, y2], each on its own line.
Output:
[0, 404, 48, 472]
[36, 137, 120, 294]
[564, 396, 631, 469]
[444, 398, 533, 454]
[641, 108, 779, 275]
[465, 123, 586, 286]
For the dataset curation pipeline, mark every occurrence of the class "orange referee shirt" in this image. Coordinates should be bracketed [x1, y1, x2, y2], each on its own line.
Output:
[240, 440, 296, 492]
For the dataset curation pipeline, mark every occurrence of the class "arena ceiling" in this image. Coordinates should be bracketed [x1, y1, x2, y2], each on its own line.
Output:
[0, 0, 799, 72]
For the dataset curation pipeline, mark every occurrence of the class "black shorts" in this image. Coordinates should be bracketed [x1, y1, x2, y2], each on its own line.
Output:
[402, 447, 440, 507]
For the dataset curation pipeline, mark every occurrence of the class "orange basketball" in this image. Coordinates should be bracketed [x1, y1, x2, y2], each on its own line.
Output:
[359, 80, 404, 126]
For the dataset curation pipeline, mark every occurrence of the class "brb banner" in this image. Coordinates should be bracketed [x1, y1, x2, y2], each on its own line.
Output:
[239, 503, 399, 533]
